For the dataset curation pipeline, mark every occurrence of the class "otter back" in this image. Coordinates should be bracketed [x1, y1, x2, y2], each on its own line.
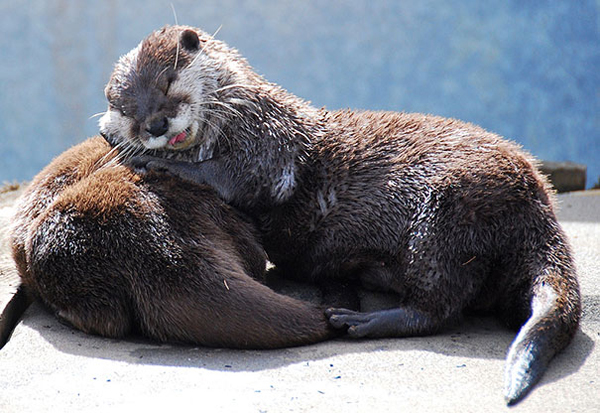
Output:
[10, 137, 336, 349]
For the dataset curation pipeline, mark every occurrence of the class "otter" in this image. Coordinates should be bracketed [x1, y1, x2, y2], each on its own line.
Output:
[10, 136, 337, 349]
[99, 25, 581, 404]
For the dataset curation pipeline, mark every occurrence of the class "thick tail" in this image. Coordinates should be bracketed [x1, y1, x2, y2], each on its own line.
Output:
[504, 262, 581, 405]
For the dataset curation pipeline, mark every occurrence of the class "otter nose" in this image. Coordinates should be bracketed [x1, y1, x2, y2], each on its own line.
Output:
[146, 117, 169, 137]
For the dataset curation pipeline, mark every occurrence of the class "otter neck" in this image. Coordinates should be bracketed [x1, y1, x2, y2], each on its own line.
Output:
[213, 83, 323, 160]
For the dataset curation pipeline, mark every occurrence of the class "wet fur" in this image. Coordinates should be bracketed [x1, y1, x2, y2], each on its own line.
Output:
[11, 137, 336, 349]
[100, 26, 581, 404]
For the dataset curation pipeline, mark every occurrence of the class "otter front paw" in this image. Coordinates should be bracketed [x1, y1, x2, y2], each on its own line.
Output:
[128, 156, 195, 181]
[128, 156, 210, 186]
[128, 155, 171, 173]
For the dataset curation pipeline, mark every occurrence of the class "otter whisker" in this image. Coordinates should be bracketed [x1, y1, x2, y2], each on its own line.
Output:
[89, 111, 107, 120]
[211, 83, 260, 95]
[105, 140, 133, 168]
[211, 24, 223, 41]
[188, 106, 234, 149]
[189, 24, 223, 67]
[94, 144, 119, 169]
[198, 98, 245, 120]
[196, 102, 240, 122]
[153, 66, 170, 87]
[173, 38, 181, 70]
[170, 3, 178, 26]
[102, 138, 145, 169]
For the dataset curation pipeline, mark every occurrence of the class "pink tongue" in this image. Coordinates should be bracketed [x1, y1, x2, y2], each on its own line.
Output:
[169, 132, 187, 145]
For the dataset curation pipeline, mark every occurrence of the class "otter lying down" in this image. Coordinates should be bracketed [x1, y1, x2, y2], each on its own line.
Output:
[11, 136, 337, 349]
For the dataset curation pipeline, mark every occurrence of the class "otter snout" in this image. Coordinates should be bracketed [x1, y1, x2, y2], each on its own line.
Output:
[146, 116, 169, 137]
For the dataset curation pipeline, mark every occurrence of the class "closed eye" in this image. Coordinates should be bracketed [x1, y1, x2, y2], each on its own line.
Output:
[155, 67, 176, 96]
[164, 71, 177, 95]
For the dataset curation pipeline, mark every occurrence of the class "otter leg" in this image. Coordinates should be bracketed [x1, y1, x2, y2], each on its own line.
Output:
[130, 156, 238, 203]
[324, 243, 488, 338]
[324, 262, 444, 338]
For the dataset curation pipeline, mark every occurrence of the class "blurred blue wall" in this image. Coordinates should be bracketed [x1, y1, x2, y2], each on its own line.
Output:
[1, 0, 598, 187]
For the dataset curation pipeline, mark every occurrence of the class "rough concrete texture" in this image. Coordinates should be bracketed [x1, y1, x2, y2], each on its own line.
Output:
[0, 187, 598, 412]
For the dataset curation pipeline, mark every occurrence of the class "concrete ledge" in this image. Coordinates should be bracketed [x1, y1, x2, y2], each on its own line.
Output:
[540, 161, 587, 193]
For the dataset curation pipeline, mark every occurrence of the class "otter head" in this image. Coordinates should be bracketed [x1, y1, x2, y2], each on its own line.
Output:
[99, 25, 237, 153]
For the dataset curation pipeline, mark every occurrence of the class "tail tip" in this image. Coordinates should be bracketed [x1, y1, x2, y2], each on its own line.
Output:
[504, 347, 546, 406]
[504, 385, 528, 406]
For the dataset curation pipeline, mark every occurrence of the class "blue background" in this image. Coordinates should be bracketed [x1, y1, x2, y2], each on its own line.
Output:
[1, 1, 598, 187]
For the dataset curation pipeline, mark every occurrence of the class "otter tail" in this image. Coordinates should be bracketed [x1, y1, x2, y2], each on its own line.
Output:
[504, 236, 581, 405]
[0, 285, 32, 349]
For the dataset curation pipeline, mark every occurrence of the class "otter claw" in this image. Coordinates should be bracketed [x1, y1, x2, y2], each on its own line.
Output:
[326, 308, 373, 337]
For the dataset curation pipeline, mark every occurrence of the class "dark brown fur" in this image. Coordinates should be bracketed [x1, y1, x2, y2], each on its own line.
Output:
[100, 26, 581, 404]
[11, 136, 337, 349]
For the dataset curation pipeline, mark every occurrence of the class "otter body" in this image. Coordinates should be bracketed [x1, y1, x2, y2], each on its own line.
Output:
[99, 26, 581, 404]
[11, 137, 335, 349]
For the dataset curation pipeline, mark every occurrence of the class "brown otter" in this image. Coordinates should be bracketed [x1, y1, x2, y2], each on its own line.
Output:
[10, 136, 337, 349]
[99, 25, 581, 404]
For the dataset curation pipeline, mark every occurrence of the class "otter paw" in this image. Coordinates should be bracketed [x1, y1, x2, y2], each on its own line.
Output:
[128, 156, 180, 175]
[325, 308, 374, 338]
[127, 155, 158, 172]
[145, 159, 173, 173]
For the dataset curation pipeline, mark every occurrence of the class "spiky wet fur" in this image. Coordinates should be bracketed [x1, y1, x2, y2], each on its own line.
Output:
[11, 137, 337, 349]
[100, 25, 581, 404]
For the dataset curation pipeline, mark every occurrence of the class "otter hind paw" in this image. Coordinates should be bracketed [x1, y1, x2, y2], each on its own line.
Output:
[326, 308, 377, 338]
[326, 306, 436, 338]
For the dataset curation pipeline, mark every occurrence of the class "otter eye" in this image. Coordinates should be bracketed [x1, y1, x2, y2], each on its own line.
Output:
[162, 72, 176, 95]
[158, 78, 171, 96]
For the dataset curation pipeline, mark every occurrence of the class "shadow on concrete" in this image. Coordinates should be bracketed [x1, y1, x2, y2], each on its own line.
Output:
[20, 299, 594, 389]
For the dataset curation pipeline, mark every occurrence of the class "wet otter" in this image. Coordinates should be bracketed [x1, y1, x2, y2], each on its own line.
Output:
[11, 136, 336, 349]
[99, 25, 581, 404]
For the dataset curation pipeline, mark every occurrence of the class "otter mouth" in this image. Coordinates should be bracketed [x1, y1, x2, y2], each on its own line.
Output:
[165, 129, 195, 150]
[168, 131, 188, 146]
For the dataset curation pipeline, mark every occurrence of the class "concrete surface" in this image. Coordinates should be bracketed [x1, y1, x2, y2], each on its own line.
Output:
[0, 188, 598, 412]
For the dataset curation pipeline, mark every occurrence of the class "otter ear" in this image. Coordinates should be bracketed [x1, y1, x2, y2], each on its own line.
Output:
[180, 29, 200, 51]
